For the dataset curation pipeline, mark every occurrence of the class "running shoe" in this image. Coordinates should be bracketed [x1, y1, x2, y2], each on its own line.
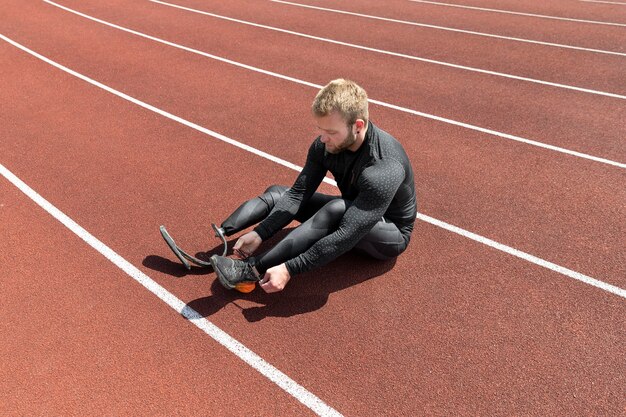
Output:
[210, 255, 260, 291]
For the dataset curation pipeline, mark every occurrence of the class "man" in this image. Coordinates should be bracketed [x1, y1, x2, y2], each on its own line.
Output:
[209, 79, 417, 293]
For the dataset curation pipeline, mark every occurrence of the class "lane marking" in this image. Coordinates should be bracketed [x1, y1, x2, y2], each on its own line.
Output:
[0, 161, 343, 417]
[271, 0, 626, 57]
[417, 213, 626, 299]
[580, 0, 626, 4]
[38, 1, 626, 170]
[408, 0, 626, 26]
[2, 33, 625, 301]
[149, 0, 626, 100]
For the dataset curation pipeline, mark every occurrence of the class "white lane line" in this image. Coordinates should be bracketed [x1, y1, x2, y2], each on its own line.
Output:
[418, 214, 626, 299]
[271, 0, 626, 57]
[149, 0, 626, 101]
[0, 160, 343, 417]
[408, 0, 626, 26]
[2, 33, 624, 301]
[39, 1, 626, 170]
[580, 0, 626, 4]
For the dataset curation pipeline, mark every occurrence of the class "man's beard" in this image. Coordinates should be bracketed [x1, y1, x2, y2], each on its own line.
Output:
[326, 130, 356, 154]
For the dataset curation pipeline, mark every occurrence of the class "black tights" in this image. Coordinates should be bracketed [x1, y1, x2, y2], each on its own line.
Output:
[220, 185, 407, 273]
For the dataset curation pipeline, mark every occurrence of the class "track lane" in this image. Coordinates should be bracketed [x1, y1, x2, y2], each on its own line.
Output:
[2, 6, 625, 415]
[2, 42, 625, 415]
[1, 0, 624, 286]
[419, 0, 626, 19]
[134, 0, 626, 95]
[271, 0, 626, 50]
[45, 0, 626, 163]
[580, 0, 626, 5]
[0, 178, 318, 416]
[406, 0, 626, 24]
[146, 0, 625, 101]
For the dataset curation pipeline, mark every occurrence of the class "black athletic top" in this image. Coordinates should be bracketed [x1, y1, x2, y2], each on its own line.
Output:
[254, 121, 417, 275]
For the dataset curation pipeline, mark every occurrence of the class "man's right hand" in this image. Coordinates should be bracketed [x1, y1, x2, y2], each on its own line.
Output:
[233, 231, 262, 258]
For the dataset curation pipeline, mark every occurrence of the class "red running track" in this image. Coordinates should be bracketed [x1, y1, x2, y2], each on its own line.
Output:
[1, 0, 625, 415]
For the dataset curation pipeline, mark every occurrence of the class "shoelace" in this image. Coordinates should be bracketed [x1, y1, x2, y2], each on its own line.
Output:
[234, 248, 251, 260]
[231, 248, 260, 281]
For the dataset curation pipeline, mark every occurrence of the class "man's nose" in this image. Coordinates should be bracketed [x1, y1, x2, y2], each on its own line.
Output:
[320, 134, 329, 143]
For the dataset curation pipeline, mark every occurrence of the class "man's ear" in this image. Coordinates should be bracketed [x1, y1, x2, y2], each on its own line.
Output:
[355, 119, 365, 132]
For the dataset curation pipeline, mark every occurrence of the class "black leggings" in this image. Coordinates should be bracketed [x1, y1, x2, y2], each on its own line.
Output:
[220, 185, 407, 273]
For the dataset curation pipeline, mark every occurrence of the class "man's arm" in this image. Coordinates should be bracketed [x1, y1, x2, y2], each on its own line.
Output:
[285, 158, 405, 275]
[253, 139, 327, 241]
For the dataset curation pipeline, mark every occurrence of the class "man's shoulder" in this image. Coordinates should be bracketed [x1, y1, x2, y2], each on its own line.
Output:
[369, 122, 402, 148]
[362, 156, 405, 179]
[368, 122, 409, 163]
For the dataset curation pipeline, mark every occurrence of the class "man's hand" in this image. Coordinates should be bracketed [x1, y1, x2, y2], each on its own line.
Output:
[259, 263, 291, 293]
[233, 231, 262, 258]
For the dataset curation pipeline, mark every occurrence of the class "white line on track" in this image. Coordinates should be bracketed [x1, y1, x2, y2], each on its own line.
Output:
[2, 33, 624, 301]
[149, 0, 626, 100]
[271, 0, 626, 57]
[38, 0, 626, 170]
[408, 0, 626, 26]
[580, 0, 626, 4]
[0, 159, 343, 417]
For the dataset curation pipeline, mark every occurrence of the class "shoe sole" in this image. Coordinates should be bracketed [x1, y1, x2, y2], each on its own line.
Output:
[234, 281, 256, 293]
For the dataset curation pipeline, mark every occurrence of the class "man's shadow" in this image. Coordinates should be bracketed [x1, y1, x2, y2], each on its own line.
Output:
[143, 228, 396, 322]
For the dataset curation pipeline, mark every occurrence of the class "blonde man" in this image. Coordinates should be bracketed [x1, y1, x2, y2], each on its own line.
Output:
[209, 79, 417, 293]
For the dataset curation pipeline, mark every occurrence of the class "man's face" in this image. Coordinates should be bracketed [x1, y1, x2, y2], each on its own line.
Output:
[315, 111, 356, 154]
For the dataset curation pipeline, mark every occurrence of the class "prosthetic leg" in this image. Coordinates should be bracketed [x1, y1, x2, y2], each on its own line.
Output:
[159, 223, 227, 270]
[158, 185, 335, 293]
[160, 223, 255, 293]
[159, 186, 287, 269]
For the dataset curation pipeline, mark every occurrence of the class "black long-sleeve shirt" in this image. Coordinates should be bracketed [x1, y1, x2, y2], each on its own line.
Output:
[254, 121, 417, 275]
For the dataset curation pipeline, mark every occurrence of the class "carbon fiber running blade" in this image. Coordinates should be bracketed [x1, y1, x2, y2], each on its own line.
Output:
[159, 225, 191, 270]
[211, 223, 228, 256]
[179, 248, 212, 267]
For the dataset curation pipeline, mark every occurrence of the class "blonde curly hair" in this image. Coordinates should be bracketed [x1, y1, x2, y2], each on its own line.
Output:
[312, 79, 369, 125]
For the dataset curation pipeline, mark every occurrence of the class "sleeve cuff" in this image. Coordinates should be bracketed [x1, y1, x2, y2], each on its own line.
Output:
[253, 225, 271, 241]
[285, 260, 299, 277]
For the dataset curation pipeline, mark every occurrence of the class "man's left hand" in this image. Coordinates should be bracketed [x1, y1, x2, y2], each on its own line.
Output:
[259, 263, 291, 293]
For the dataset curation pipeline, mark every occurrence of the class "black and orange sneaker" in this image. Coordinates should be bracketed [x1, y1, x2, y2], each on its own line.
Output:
[210, 255, 260, 293]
